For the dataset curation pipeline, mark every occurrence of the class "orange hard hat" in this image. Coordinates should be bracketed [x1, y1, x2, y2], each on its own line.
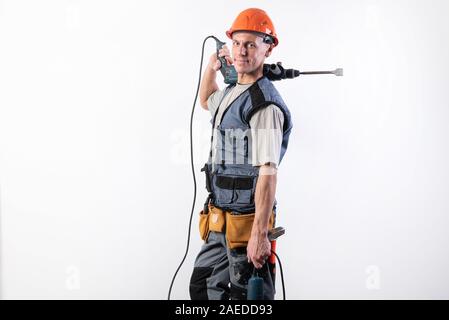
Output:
[226, 8, 279, 47]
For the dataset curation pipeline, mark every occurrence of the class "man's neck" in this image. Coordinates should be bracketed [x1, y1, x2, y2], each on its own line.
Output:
[237, 66, 264, 85]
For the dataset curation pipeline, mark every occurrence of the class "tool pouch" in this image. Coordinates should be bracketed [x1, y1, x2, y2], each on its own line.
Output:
[198, 209, 210, 241]
[225, 211, 275, 249]
[199, 204, 226, 242]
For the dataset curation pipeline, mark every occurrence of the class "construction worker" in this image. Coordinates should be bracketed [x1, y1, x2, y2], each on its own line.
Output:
[189, 8, 293, 300]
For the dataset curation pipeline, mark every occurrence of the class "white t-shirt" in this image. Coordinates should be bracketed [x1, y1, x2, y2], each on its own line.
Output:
[207, 83, 284, 168]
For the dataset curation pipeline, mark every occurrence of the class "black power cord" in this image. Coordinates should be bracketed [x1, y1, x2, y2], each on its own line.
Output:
[272, 250, 286, 300]
[167, 35, 213, 301]
[168, 35, 286, 301]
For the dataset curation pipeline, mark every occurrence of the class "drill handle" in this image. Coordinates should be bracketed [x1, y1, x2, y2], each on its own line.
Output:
[215, 39, 227, 70]
[214, 37, 238, 84]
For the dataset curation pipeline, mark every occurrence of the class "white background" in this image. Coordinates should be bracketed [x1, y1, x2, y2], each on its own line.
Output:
[1, 0, 449, 299]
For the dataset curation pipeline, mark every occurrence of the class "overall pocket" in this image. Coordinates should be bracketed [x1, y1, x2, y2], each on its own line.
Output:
[214, 175, 255, 205]
[213, 175, 234, 204]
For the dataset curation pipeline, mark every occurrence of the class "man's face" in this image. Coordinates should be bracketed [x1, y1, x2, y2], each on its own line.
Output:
[231, 32, 272, 74]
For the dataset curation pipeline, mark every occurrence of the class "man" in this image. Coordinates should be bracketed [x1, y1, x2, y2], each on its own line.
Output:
[189, 8, 293, 300]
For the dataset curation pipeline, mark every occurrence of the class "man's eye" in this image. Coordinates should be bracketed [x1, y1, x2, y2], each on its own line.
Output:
[248, 43, 255, 48]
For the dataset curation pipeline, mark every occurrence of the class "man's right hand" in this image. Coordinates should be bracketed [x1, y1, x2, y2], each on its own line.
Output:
[199, 46, 231, 109]
[209, 45, 233, 71]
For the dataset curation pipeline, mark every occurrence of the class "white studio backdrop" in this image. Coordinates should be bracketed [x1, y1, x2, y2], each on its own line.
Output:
[1, 0, 449, 299]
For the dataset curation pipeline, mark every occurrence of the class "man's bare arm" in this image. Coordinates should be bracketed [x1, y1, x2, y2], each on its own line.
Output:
[247, 164, 277, 268]
[199, 59, 219, 109]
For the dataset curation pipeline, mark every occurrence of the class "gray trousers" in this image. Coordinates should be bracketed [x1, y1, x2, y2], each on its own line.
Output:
[189, 231, 276, 300]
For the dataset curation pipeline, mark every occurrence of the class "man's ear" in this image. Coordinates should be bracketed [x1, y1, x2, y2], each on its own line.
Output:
[265, 44, 274, 57]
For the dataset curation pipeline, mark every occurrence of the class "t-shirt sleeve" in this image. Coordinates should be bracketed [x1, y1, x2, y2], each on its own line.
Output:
[207, 90, 224, 118]
[250, 104, 284, 168]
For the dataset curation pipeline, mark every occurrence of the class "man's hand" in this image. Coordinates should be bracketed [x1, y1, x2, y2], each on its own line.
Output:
[209, 45, 233, 71]
[199, 45, 233, 109]
[247, 230, 271, 269]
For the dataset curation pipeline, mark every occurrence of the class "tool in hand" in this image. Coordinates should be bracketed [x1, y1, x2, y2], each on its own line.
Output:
[247, 227, 286, 300]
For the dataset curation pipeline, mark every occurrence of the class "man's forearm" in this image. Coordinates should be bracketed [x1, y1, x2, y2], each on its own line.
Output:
[252, 165, 277, 235]
[199, 63, 219, 108]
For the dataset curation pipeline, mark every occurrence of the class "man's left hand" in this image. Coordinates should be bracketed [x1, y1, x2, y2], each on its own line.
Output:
[247, 231, 271, 269]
